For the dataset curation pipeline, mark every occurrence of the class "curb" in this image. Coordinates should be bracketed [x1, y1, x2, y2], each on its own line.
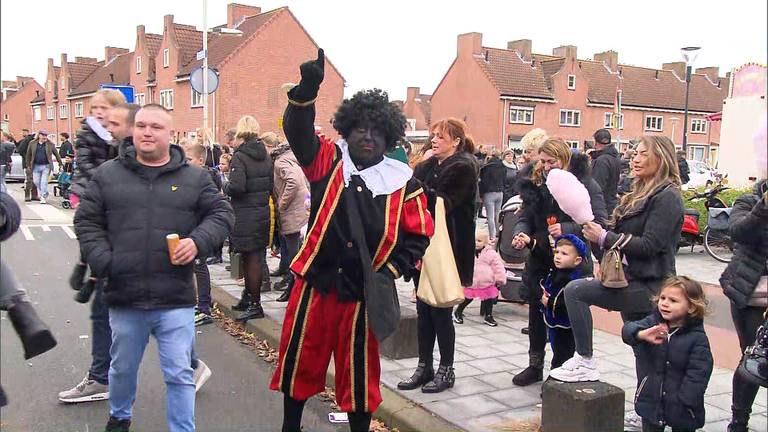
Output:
[211, 284, 463, 432]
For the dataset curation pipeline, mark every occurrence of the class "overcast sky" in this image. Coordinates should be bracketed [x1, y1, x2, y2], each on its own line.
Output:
[2, 0, 766, 101]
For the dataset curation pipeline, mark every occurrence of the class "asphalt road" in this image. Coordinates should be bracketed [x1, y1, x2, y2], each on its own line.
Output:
[0, 183, 344, 432]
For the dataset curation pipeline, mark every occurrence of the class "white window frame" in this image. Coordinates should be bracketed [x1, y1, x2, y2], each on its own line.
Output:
[135, 93, 146, 106]
[163, 49, 170, 68]
[33, 106, 41, 121]
[406, 118, 416, 131]
[565, 140, 579, 150]
[603, 112, 624, 130]
[691, 119, 708, 134]
[559, 109, 581, 127]
[688, 145, 706, 162]
[160, 89, 174, 110]
[509, 106, 534, 124]
[46, 105, 54, 120]
[191, 88, 203, 108]
[644, 115, 664, 132]
[3, 113, 8, 121]
[136, 56, 142, 74]
[59, 104, 68, 119]
[74, 102, 84, 118]
[567, 74, 576, 90]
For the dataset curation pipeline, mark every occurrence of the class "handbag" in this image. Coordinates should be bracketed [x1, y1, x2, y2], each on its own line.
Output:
[600, 233, 633, 288]
[417, 197, 465, 307]
[737, 311, 768, 388]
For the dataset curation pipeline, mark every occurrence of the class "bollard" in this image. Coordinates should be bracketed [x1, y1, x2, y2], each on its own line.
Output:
[378, 309, 418, 359]
[541, 379, 625, 432]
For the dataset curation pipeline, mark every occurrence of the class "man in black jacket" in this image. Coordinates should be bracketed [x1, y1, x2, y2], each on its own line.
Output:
[15, 129, 38, 201]
[590, 129, 621, 213]
[74, 104, 233, 432]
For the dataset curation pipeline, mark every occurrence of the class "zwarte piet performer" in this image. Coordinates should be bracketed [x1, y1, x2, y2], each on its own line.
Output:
[269, 49, 434, 432]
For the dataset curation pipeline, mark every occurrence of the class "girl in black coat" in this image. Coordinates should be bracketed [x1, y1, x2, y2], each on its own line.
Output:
[398, 118, 478, 394]
[224, 116, 274, 321]
[622, 276, 713, 432]
[510, 137, 607, 386]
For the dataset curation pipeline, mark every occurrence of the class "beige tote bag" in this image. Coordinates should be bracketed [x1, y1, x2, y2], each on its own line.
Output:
[417, 197, 465, 308]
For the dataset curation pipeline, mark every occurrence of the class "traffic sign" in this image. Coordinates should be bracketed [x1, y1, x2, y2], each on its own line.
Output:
[190, 67, 219, 95]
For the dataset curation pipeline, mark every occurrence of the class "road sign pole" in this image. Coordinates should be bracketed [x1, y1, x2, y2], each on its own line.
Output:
[202, 0, 209, 146]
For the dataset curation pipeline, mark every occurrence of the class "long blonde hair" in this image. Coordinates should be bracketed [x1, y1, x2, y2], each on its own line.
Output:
[613, 135, 680, 222]
[531, 137, 571, 185]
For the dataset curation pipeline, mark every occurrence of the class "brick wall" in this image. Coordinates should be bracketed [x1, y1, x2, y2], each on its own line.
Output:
[0, 80, 44, 138]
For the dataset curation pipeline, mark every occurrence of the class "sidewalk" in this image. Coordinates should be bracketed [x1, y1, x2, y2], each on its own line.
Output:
[209, 255, 767, 432]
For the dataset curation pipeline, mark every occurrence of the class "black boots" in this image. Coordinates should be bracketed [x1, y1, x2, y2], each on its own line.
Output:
[232, 289, 251, 311]
[513, 352, 544, 386]
[276, 289, 291, 302]
[236, 303, 264, 322]
[8, 299, 57, 360]
[397, 362, 434, 390]
[69, 262, 88, 291]
[422, 365, 455, 393]
[727, 407, 751, 432]
[104, 416, 131, 432]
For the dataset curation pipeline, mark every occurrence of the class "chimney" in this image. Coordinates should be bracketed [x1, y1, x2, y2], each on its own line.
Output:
[164, 14, 174, 35]
[553, 45, 577, 61]
[105, 46, 129, 62]
[227, 3, 262, 28]
[507, 39, 532, 62]
[594, 50, 618, 72]
[61, 53, 68, 67]
[406, 87, 420, 102]
[457, 32, 482, 59]
[696, 67, 719, 83]
[662, 62, 686, 80]
[75, 57, 99, 64]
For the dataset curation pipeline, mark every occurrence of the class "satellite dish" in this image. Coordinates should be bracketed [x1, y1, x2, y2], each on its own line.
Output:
[190, 66, 219, 95]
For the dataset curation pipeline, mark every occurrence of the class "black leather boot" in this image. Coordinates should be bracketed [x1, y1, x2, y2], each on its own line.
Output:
[69, 262, 88, 291]
[232, 289, 251, 311]
[422, 365, 455, 393]
[397, 361, 434, 390]
[105, 416, 131, 432]
[236, 302, 264, 322]
[727, 407, 751, 432]
[512, 351, 544, 386]
[8, 300, 57, 360]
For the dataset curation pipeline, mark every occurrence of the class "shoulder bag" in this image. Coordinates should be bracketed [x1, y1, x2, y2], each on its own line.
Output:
[600, 233, 633, 288]
[417, 197, 465, 307]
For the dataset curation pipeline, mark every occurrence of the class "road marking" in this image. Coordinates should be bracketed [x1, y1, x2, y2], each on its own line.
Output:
[41, 225, 51, 231]
[26, 203, 72, 223]
[61, 225, 77, 239]
[20, 225, 35, 240]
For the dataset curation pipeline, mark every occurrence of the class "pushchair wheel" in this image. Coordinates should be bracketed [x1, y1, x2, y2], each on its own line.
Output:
[62, 201, 71, 209]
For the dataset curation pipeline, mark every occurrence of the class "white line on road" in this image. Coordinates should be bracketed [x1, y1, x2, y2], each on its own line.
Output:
[19, 225, 35, 240]
[41, 225, 51, 231]
[26, 203, 72, 224]
[61, 225, 77, 239]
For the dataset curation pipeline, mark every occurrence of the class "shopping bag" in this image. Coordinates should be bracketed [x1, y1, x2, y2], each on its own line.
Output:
[417, 197, 465, 307]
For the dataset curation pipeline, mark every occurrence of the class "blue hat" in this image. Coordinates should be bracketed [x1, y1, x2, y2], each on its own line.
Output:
[555, 234, 589, 260]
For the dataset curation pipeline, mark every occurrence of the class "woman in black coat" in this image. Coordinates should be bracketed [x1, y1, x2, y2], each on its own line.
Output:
[224, 116, 274, 321]
[510, 137, 607, 386]
[398, 118, 478, 394]
[720, 179, 768, 432]
[501, 149, 519, 203]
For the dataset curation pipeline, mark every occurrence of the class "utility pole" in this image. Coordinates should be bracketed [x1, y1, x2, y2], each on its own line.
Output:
[202, 0, 209, 146]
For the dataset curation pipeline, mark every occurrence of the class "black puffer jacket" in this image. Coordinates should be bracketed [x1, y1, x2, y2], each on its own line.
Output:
[720, 180, 768, 309]
[0, 192, 21, 242]
[591, 145, 622, 212]
[514, 153, 608, 300]
[74, 141, 234, 309]
[71, 119, 117, 197]
[623, 311, 713, 430]
[414, 152, 479, 286]
[224, 138, 273, 253]
[479, 156, 505, 194]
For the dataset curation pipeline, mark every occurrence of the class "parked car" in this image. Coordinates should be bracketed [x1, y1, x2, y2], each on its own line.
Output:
[6, 149, 60, 182]
[684, 159, 716, 189]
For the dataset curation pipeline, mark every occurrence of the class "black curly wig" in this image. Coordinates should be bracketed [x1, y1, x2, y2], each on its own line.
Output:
[332, 89, 406, 149]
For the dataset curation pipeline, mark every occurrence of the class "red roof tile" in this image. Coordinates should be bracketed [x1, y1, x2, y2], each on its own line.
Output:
[145, 33, 163, 58]
[70, 52, 133, 97]
[68, 62, 102, 88]
[540, 58, 565, 90]
[478, 47, 553, 100]
[173, 24, 203, 70]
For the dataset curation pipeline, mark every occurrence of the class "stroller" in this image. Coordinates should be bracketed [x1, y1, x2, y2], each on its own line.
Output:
[53, 160, 73, 209]
[495, 195, 528, 303]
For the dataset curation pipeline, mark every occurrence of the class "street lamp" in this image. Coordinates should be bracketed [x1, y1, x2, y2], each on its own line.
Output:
[680, 46, 700, 154]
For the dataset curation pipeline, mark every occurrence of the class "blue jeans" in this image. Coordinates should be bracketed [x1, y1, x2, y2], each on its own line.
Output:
[89, 281, 111, 385]
[109, 307, 196, 431]
[31, 164, 50, 198]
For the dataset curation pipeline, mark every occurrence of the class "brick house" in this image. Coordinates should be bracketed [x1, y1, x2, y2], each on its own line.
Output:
[132, 3, 345, 143]
[431, 33, 729, 163]
[400, 86, 432, 134]
[1, 77, 43, 137]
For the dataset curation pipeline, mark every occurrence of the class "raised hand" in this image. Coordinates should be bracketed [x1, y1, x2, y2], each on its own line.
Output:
[637, 323, 669, 345]
[290, 48, 325, 104]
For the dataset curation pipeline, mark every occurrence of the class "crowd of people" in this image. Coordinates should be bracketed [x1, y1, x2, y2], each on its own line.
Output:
[0, 48, 766, 432]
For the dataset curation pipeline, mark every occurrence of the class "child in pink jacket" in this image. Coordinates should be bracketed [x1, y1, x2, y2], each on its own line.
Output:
[453, 228, 507, 327]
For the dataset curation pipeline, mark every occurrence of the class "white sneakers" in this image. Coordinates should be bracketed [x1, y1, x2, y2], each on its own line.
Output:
[39, 196, 47, 204]
[623, 410, 643, 432]
[58, 375, 109, 403]
[193, 359, 212, 392]
[548, 353, 600, 382]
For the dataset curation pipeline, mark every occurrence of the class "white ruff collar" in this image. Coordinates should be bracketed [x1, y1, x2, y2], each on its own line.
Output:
[338, 139, 412, 198]
[86, 116, 114, 143]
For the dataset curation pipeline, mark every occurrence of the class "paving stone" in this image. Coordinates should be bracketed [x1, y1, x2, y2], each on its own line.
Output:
[494, 342, 529, 356]
[379, 358, 401, 373]
[423, 394, 510, 423]
[454, 325, 487, 337]
[503, 352, 532, 369]
[471, 357, 518, 374]
[600, 371, 639, 391]
[475, 371, 518, 389]
[703, 419, 731, 432]
[704, 402, 732, 422]
[749, 413, 767, 432]
[705, 392, 733, 412]
[455, 413, 505, 432]
[393, 357, 419, 370]
[394, 386, 461, 404]
[487, 386, 542, 409]
[456, 345, 506, 359]
[705, 371, 737, 396]
[452, 361, 485, 377]
[460, 335, 494, 347]
[597, 359, 631, 374]
[755, 387, 767, 408]
[452, 376, 499, 396]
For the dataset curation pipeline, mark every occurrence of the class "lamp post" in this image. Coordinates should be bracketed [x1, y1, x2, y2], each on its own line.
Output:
[680, 46, 700, 154]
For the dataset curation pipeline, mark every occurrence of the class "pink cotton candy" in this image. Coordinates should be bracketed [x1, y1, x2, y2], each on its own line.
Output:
[546, 168, 594, 224]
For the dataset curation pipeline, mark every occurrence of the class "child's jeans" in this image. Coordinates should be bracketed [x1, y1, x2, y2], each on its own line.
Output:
[548, 326, 576, 369]
[642, 419, 694, 432]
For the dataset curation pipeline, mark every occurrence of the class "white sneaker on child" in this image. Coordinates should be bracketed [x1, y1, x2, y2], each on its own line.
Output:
[623, 410, 642, 432]
[548, 353, 600, 382]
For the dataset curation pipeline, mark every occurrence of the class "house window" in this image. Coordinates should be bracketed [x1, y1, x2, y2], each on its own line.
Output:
[191, 88, 203, 107]
[33, 106, 41, 121]
[691, 119, 708, 134]
[136, 56, 142, 74]
[163, 49, 170, 68]
[509, 106, 534, 124]
[559, 109, 581, 127]
[74, 102, 84, 118]
[3, 113, 8, 121]
[46, 105, 54, 120]
[160, 89, 174, 110]
[645, 115, 664, 132]
[604, 112, 624, 129]
[59, 104, 68, 119]
[135, 93, 145, 106]
[567, 75, 576, 90]
[60, 79, 65, 90]
[406, 119, 417, 131]
[565, 140, 580, 150]
[46, 80, 52, 91]
[688, 145, 706, 161]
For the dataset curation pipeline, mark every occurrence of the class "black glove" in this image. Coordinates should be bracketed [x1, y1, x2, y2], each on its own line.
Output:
[288, 48, 325, 103]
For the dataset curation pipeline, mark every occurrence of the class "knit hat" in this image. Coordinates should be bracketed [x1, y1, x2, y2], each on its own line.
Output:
[555, 234, 589, 260]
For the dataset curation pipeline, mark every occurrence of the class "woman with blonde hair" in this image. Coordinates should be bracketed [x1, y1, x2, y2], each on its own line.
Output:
[510, 137, 607, 386]
[224, 115, 274, 321]
[520, 128, 548, 164]
[551, 135, 683, 389]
